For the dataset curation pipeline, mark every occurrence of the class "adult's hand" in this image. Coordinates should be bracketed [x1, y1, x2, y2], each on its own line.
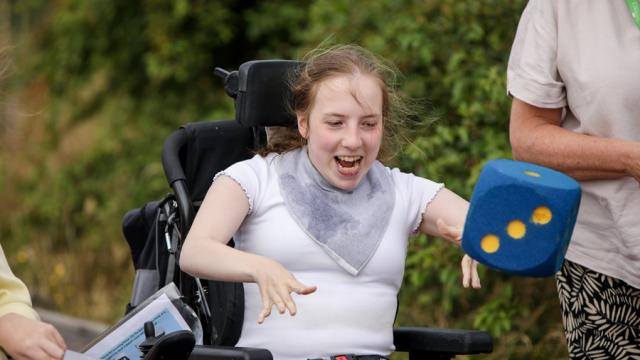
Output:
[0, 313, 66, 360]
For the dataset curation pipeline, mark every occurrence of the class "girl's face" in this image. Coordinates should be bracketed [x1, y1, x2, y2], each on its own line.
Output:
[297, 74, 384, 191]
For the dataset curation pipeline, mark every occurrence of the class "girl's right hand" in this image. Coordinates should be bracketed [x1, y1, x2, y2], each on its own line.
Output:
[253, 258, 317, 324]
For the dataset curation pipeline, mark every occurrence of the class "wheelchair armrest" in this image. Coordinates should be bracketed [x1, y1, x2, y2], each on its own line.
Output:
[189, 345, 272, 360]
[393, 327, 493, 356]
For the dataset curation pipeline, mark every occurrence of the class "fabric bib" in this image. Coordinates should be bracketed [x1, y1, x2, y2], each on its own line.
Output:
[275, 147, 395, 275]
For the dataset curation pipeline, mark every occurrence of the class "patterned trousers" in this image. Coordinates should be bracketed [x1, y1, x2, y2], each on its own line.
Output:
[556, 260, 640, 359]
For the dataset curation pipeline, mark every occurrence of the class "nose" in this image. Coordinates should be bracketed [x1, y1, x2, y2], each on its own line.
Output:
[341, 124, 363, 149]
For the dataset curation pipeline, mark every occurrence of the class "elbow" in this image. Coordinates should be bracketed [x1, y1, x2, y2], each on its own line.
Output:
[509, 122, 525, 161]
[509, 137, 529, 162]
[510, 142, 528, 162]
[509, 127, 538, 163]
[178, 241, 196, 275]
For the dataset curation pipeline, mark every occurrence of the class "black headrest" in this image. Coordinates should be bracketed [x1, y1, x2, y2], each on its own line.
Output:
[183, 120, 264, 202]
[235, 60, 302, 128]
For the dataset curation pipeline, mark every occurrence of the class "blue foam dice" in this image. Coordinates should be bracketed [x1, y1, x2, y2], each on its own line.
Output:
[462, 159, 581, 277]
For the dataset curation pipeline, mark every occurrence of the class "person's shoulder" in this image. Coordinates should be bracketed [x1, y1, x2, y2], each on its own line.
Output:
[527, 0, 558, 16]
[383, 165, 416, 182]
[229, 153, 281, 184]
[380, 165, 416, 191]
[525, 0, 555, 8]
[233, 153, 277, 170]
[383, 165, 444, 193]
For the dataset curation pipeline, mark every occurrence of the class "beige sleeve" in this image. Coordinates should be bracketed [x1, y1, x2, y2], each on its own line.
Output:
[507, 0, 566, 108]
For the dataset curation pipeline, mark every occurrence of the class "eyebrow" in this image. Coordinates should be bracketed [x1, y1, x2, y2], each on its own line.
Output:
[322, 112, 381, 119]
[322, 113, 347, 118]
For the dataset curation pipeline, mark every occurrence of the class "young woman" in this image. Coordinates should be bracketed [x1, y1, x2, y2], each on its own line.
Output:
[180, 44, 480, 360]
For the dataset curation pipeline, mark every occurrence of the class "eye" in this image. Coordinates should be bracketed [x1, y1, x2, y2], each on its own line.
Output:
[326, 119, 343, 127]
[361, 120, 379, 129]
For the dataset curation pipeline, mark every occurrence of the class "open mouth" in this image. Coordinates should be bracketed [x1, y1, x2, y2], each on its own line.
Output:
[335, 155, 363, 175]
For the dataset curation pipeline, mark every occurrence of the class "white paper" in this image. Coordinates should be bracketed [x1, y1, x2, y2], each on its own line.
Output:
[84, 293, 190, 360]
[64, 351, 97, 360]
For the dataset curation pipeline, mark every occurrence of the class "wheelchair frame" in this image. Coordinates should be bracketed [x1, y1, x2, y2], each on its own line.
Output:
[124, 60, 493, 360]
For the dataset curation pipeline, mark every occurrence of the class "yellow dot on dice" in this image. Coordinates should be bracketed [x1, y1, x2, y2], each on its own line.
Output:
[531, 206, 552, 225]
[507, 220, 526, 239]
[481, 234, 500, 253]
[524, 170, 541, 177]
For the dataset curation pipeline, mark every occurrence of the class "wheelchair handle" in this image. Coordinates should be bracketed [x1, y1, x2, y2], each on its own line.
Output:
[162, 129, 187, 185]
[161, 128, 195, 237]
[214, 67, 239, 99]
[213, 67, 229, 79]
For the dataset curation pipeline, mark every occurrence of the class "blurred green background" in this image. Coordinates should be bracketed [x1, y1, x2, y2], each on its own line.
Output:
[0, 1, 568, 358]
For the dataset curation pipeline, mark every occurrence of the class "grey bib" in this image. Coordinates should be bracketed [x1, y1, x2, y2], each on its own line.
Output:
[275, 147, 395, 275]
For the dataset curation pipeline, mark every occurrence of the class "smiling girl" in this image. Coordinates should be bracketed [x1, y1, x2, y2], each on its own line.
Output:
[180, 44, 480, 360]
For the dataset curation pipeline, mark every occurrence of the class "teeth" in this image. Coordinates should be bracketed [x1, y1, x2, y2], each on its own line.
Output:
[336, 156, 361, 161]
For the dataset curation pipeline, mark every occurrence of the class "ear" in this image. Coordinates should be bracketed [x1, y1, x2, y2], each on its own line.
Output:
[297, 112, 309, 139]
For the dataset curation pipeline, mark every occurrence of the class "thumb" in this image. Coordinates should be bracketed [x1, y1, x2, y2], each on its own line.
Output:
[437, 218, 462, 242]
[294, 284, 317, 295]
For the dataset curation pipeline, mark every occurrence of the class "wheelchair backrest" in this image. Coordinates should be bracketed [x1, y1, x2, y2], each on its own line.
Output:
[160, 60, 302, 345]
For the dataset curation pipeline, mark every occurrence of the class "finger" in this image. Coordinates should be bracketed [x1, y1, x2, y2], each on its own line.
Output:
[284, 283, 317, 316]
[471, 260, 482, 289]
[19, 348, 50, 360]
[258, 303, 272, 324]
[274, 284, 295, 315]
[55, 332, 67, 352]
[461, 256, 471, 288]
[258, 287, 273, 324]
[41, 339, 66, 359]
[283, 295, 297, 316]
[269, 287, 287, 314]
[437, 218, 462, 244]
[46, 325, 67, 350]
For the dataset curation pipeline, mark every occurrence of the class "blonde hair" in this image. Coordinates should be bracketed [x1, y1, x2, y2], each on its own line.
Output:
[258, 44, 413, 162]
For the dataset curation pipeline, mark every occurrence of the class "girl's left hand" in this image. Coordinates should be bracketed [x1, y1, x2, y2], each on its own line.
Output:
[436, 218, 462, 246]
[461, 254, 481, 289]
[436, 218, 481, 289]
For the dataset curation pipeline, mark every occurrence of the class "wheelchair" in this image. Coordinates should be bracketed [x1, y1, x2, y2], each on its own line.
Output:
[122, 59, 493, 360]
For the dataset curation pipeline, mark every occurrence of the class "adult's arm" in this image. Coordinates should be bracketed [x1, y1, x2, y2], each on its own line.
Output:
[509, 98, 640, 182]
[179, 176, 316, 323]
[0, 246, 38, 321]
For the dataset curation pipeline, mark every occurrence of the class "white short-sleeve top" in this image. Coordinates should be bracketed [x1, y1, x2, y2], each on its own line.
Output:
[216, 153, 443, 360]
[507, 0, 640, 287]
